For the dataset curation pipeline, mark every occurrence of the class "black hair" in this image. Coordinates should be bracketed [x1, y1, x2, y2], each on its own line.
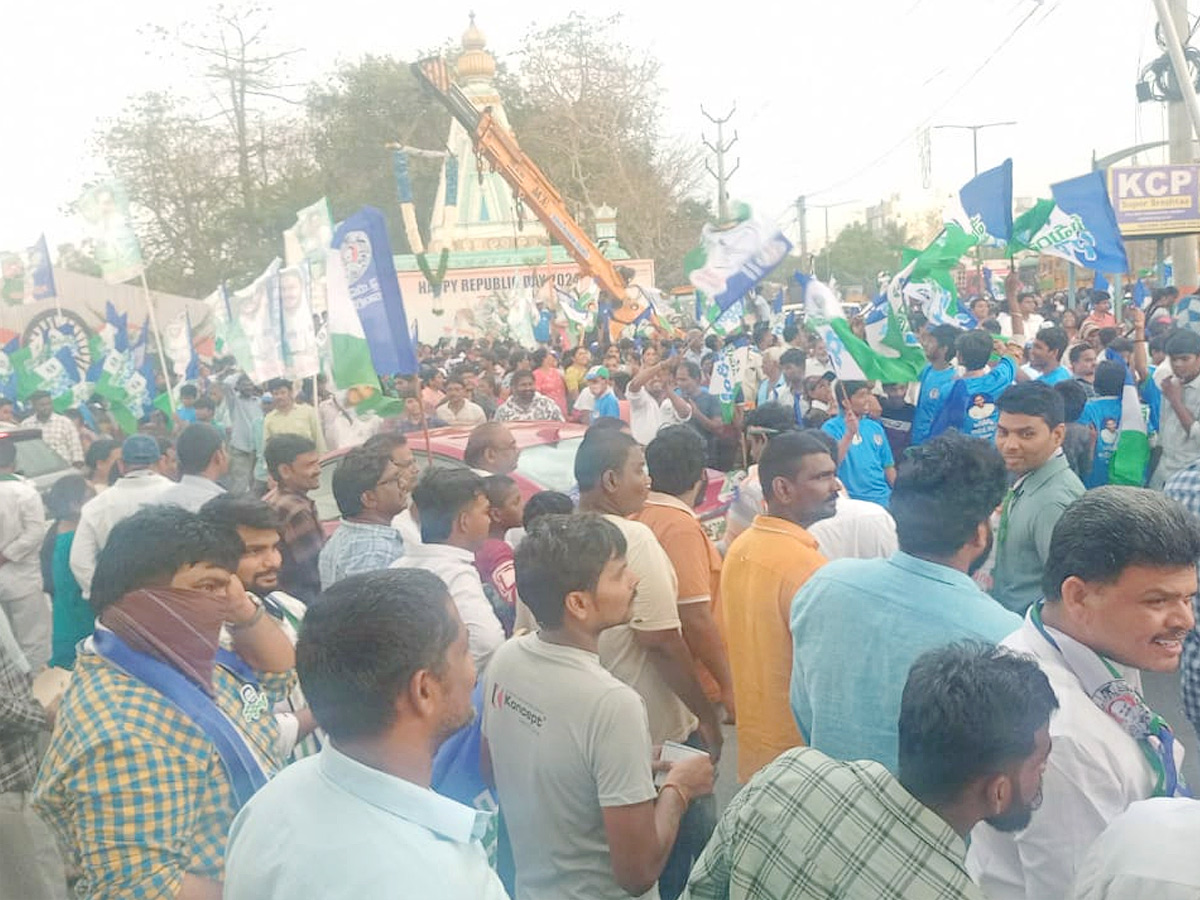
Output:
[332, 447, 390, 518]
[198, 493, 281, 534]
[29, 390, 51, 403]
[1053, 379, 1088, 423]
[362, 432, 408, 455]
[175, 423, 225, 476]
[514, 514, 627, 629]
[264, 434, 317, 480]
[90, 505, 243, 611]
[745, 402, 798, 435]
[482, 474, 518, 508]
[298, 569, 459, 741]
[531, 348, 549, 368]
[266, 377, 293, 393]
[1043, 487, 1200, 600]
[193, 396, 215, 412]
[838, 380, 871, 406]
[463, 422, 509, 468]
[645, 425, 706, 496]
[575, 430, 639, 492]
[446, 375, 466, 389]
[997, 381, 1065, 429]
[898, 642, 1058, 806]
[1068, 343, 1094, 366]
[928, 324, 960, 359]
[782, 324, 800, 343]
[0, 438, 15, 469]
[979, 318, 1002, 334]
[779, 348, 806, 369]
[1034, 325, 1068, 360]
[522, 490, 574, 529]
[1092, 360, 1126, 398]
[1149, 334, 1170, 355]
[1108, 337, 1134, 355]
[410, 467, 485, 543]
[1098, 327, 1119, 347]
[891, 432, 1007, 558]
[587, 417, 628, 435]
[45, 473, 91, 521]
[1166, 328, 1200, 357]
[759, 430, 835, 503]
[179, 384, 199, 401]
[511, 369, 536, 387]
[675, 360, 702, 380]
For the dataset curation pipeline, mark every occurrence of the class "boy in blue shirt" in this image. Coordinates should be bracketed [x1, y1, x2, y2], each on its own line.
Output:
[912, 324, 960, 445]
[929, 329, 1019, 442]
[583, 366, 621, 423]
[821, 380, 895, 507]
[1077, 360, 1130, 489]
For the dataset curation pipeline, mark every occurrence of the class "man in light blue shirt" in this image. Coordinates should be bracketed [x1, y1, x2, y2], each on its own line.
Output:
[821, 381, 895, 507]
[318, 445, 409, 590]
[585, 366, 621, 423]
[224, 373, 264, 494]
[1031, 325, 1072, 385]
[912, 325, 960, 445]
[224, 568, 508, 900]
[790, 431, 1021, 772]
[159, 423, 228, 511]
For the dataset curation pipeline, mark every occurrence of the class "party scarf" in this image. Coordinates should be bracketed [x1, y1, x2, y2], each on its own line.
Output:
[1031, 601, 1190, 797]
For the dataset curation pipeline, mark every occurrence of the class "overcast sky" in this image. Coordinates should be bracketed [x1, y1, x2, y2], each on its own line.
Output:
[0, 0, 1182, 259]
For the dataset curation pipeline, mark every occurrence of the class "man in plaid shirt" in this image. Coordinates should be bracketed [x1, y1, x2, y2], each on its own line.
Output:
[1163, 458, 1200, 741]
[263, 434, 326, 604]
[683, 643, 1057, 900]
[23, 389, 83, 465]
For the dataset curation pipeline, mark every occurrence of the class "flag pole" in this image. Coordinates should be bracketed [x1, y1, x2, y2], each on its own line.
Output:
[139, 270, 176, 414]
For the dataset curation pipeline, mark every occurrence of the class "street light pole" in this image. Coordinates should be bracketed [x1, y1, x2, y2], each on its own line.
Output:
[809, 199, 858, 283]
[933, 121, 1018, 177]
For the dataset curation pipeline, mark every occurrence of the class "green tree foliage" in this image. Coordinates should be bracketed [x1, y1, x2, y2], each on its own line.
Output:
[812, 221, 908, 292]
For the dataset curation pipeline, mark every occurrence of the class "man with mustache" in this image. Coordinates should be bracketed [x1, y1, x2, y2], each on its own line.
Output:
[968, 487, 1200, 900]
[789, 432, 1021, 773]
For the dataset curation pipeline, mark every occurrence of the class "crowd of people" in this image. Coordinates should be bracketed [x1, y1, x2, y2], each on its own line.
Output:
[1, 274, 1200, 899]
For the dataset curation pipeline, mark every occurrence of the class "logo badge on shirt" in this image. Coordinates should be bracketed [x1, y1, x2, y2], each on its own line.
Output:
[239, 683, 269, 723]
[873, 433, 884, 447]
[490, 683, 545, 733]
[930, 388, 940, 400]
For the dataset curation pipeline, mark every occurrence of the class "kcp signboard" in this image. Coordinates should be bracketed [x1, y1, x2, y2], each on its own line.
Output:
[1107, 164, 1200, 237]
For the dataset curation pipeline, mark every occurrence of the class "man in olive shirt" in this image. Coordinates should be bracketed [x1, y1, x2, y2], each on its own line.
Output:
[263, 378, 326, 454]
[991, 382, 1084, 614]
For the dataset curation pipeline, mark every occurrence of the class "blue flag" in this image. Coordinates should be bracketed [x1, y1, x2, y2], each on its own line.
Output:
[960, 158, 1014, 245]
[332, 207, 419, 377]
[1093, 272, 1110, 295]
[105, 302, 129, 352]
[26, 235, 56, 302]
[1049, 171, 1129, 274]
[1133, 278, 1148, 309]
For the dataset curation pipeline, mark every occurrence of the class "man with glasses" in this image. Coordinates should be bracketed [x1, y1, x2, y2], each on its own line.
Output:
[318, 446, 410, 589]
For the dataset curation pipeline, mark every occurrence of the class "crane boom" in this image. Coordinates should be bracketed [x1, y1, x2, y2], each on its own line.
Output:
[411, 57, 630, 302]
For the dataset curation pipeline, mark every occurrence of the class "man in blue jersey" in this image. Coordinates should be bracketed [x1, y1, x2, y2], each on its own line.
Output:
[930, 329, 1019, 442]
[911, 324, 960, 445]
[1030, 325, 1071, 385]
[821, 381, 895, 507]
[584, 366, 621, 423]
[1077, 360, 1128, 489]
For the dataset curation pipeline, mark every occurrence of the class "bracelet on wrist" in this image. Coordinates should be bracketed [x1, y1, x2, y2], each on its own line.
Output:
[229, 599, 265, 630]
[659, 782, 690, 806]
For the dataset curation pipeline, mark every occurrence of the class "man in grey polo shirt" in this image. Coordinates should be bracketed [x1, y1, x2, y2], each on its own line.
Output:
[991, 382, 1084, 615]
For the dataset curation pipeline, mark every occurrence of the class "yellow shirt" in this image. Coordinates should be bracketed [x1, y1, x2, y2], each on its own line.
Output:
[720, 514, 826, 782]
[262, 403, 326, 453]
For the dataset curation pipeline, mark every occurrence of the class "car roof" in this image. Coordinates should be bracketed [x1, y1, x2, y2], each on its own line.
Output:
[0, 427, 43, 442]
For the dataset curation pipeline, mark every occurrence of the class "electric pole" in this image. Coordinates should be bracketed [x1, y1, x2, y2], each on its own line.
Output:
[1160, 0, 1200, 288]
[932, 121, 1017, 177]
[808, 199, 858, 283]
[795, 196, 809, 268]
[702, 105, 740, 221]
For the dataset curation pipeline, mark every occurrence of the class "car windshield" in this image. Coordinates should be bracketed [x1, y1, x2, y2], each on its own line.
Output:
[515, 437, 581, 493]
[15, 437, 69, 479]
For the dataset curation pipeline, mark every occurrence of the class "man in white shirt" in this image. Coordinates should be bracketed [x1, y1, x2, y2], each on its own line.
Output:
[224, 568, 507, 900]
[69, 434, 175, 601]
[1070, 798, 1200, 900]
[484, 513, 714, 900]
[391, 468, 504, 672]
[968, 486, 1200, 900]
[1152, 328, 1200, 487]
[625, 360, 691, 445]
[0, 438, 50, 671]
[436, 376, 488, 428]
[998, 291, 1045, 339]
[159, 424, 228, 512]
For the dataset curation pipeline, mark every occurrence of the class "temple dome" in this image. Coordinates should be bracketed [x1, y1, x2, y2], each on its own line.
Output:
[457, 14, 495, 83]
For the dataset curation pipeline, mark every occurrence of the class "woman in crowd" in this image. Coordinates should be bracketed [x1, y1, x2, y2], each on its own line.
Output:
[40, 474, 95, 669]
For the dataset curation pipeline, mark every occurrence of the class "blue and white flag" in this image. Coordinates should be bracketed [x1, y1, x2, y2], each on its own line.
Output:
[1034, 171, 1129, 275]
[163, 310, 199, 382]
[794, 272, 844, 322]
[960, 159, 1014, 246]
[1133, 278, 1149, 309]
[333, 207, 418, 377]
[104, 301, 129, 353]
[25, 235, 56, 302]
[684, 209, 792, 314]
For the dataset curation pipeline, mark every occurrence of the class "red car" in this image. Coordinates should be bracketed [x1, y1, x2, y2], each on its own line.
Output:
[315, 421, 733, 542]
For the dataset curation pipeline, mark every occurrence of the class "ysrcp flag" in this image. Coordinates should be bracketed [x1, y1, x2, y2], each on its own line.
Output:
[279, 263, 321, 379]
[1037, 171, 1129, 275]
[163, 310, 199, 382]
[0, 254, 24, 305]
[684, 208, 792, 314]
[25, 235, 56, 302]
[285, 198, 334, 313]
[332, 207, 418, 377]
[227, 260, 285, 383]
[960, 159, 1013, 246]
[77, 182, 145, 284]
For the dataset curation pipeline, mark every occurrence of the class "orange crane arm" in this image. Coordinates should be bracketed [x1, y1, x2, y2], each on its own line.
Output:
[411, 58, 629, 302]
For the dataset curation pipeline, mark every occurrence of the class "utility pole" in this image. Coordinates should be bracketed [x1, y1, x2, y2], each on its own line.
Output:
[933, 121, 1017, 177]
[809, 199, 858, 283]
[702, 105, 740, 221]
[795, 196, 809, 268]
[1155, 0, 1200, 288]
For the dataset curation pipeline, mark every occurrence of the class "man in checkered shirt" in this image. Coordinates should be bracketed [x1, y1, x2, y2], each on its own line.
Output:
[22, 389, 83, 465]
[683, 643, 1057, 900]
[1163, 458, 1200, 741]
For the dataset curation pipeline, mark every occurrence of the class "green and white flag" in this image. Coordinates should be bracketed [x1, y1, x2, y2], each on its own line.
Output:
[284, 198, 334, 313]
[708, 345, 742, 423]
[900, 223, 979, 327]
[324, 247, 380, 392]
[77, 182, 145, 285]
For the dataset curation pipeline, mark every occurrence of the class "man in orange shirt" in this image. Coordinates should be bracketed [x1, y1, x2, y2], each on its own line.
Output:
[720, 430, 838, 782]
[633, 426, 736, 720]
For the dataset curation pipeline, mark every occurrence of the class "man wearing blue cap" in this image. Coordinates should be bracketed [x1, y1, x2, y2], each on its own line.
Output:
[69, 434, 174, 601]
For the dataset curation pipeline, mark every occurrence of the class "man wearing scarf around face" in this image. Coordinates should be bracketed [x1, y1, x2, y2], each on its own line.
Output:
[967, 487, 1200, 900]
[33, 505, 297, 900]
